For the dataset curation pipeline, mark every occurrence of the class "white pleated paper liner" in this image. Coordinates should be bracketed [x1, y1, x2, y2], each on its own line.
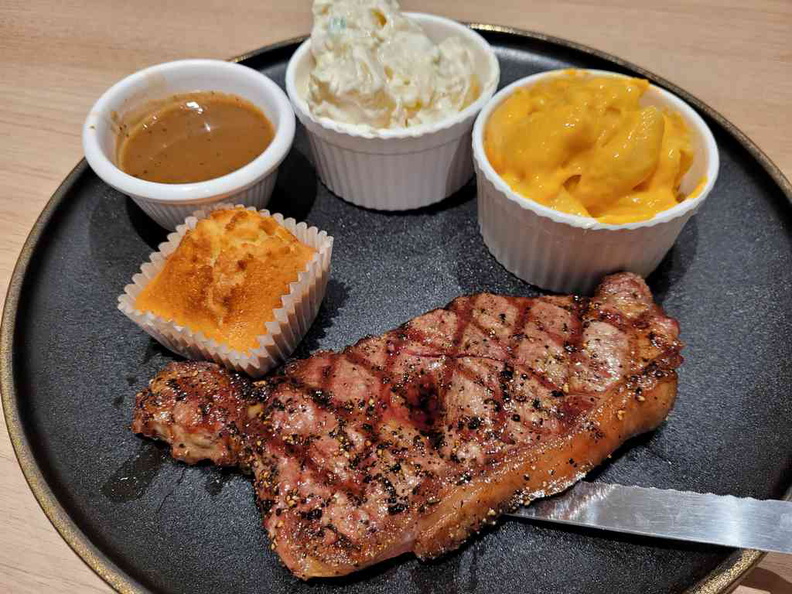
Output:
[118, 203, 333, 377]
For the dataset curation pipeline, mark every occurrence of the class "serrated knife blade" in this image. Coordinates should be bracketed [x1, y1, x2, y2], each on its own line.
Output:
[509, 482, 792, 554]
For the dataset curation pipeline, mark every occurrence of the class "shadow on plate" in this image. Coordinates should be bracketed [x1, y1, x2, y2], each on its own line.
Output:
[579, 430, 665, 484]
[267, 148, 318, 221]
[646, 217, 699, 305]
[125, 197, 169, 250]
[307, 518, 495, 590]
[288, 278, 350, 361]
[101, 440, 171, 503]
[141, 337, 183, 365]
[321, 176, 477, 219]
[87, 188, 168, 290]
[204, 466, 245, 497]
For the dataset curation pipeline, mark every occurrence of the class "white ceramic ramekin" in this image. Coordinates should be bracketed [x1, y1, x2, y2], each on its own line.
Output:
[118, 203, 333, 377]
[473, 69, 719, 294]
[83, 60, 295, 230]
[286, 13, 500, 210]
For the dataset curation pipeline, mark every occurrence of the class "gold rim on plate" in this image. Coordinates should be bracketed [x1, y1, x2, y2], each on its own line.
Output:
[2, 25, 790, 594]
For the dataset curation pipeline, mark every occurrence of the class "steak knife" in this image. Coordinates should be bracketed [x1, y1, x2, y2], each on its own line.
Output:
[509, 482, 792, 554]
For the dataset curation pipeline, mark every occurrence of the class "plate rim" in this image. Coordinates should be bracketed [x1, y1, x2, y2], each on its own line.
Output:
[2, 25, 791, 594]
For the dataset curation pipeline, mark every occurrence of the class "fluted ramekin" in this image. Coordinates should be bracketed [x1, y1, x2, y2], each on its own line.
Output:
[473, 69, 719, 294]
[286, 13, 499, 210]
[83, 60, 295, 230]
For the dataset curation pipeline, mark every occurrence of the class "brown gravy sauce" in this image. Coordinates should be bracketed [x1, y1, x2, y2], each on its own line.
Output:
[116, 91, 274, 184]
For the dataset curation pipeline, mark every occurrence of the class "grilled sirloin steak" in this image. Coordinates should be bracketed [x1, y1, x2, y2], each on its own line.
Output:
[132, 272, 682, 579]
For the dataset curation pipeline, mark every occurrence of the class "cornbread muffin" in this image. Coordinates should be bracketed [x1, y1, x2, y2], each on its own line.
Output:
[135, 208, 316, 352]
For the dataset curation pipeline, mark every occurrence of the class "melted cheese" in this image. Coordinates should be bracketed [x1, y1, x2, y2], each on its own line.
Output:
[485, 71, 701, 224]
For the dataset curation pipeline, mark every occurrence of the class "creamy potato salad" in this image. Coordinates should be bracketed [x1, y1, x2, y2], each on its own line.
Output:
[307, 0, 480, 129]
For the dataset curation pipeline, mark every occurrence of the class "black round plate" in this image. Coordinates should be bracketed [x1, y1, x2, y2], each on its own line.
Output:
[3, 26, 792, 594]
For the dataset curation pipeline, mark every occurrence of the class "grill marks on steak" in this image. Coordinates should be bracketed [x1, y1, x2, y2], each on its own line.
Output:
[132, 273, 682, 579]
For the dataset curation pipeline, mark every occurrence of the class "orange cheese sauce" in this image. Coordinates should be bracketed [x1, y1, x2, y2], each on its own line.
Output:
[485, 72, 700, 224]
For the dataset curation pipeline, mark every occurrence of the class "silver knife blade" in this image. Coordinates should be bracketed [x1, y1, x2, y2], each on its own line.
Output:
[509, 482, 792, 554]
